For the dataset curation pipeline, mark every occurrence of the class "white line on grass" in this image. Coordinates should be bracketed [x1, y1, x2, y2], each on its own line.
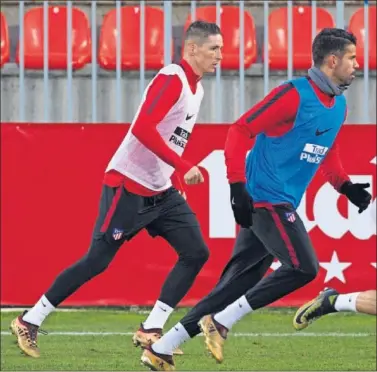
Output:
[1, 331, 374, 337]
[0, 308, 150, 314]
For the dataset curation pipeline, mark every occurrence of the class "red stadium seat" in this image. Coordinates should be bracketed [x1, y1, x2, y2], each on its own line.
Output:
[99, 6, 171, 70]
[183, 6, 257, 69]
[348, 7, 376, 69]
[16, 6, 91, 70]
[266, 6, 335, 70]
[1, 12, 10, 67]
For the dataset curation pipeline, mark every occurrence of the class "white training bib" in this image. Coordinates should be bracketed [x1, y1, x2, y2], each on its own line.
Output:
[106, 64, 204, 191]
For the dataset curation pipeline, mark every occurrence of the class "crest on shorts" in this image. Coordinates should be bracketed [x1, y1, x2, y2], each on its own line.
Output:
[112, 228, 124, 240]
[285, 212, 296, 223]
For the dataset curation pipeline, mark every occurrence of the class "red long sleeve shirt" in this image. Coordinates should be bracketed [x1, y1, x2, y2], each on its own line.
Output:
[104, 59, 200, 196]
[225, 78, 350, 191]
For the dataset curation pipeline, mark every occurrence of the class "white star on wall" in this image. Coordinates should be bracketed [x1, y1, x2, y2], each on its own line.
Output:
[320, 251, 352, 283]
[371, 263, 376, 269]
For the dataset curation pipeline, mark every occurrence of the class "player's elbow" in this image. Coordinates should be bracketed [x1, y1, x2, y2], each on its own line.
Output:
[130, 124, 150, 147]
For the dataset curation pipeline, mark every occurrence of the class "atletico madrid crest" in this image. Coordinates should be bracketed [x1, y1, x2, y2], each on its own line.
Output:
[112, 228, 124, 241]
[285, 212, 296, 223]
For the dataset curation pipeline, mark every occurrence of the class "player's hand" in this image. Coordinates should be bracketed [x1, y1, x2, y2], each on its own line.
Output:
[184, 166, 204, 185]
[230, 182, 254, 228]
[340, 181, 372, 214]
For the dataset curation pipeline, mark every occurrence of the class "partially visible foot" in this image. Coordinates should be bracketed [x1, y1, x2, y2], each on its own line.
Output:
[293, 288, 339, 330]
[133, 324, 183, 355]
[140, 346, 176, 371]
[10, 311, 46, 357]
[199, 315, 228, 363]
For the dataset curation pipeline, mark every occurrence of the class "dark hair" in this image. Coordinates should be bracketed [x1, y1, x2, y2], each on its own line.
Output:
[312, 28, 357, 66]
[185, 20, 222, 43]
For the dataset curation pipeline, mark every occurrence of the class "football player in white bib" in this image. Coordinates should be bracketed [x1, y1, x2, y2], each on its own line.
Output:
[10, 20, 223, 360]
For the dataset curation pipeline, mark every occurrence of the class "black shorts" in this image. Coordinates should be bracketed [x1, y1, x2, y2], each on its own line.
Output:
[92, 185, 200, 246]
[250, 203, 318, 273]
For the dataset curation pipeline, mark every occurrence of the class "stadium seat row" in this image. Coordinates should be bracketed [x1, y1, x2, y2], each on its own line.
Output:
[1, 5, 375, 70]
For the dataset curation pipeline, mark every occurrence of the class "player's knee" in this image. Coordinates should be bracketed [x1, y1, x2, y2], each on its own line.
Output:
[191, 245, 209, 266]
[80, 240, 116, 277]
[81, 253, 111, 277]
[195, 244, 210, 265]
[180, 241, 209, 266]
[299, 260, 319, 282]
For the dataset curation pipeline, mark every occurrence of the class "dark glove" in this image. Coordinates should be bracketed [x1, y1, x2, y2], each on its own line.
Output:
[340, 181, 372, 214]
[230, 182, 254, 228]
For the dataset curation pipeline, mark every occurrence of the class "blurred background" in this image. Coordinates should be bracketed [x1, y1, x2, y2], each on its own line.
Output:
[0, 0, 376, 123]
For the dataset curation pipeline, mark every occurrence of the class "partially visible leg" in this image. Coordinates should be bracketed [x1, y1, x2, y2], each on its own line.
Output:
[157, 226, 209, 310]
[293, 288, 376, 330]
[135, 191, 209, 353]
[204, 205, 319, 363]
[355, 290, 377, 315]
[28, 186, 140, 315]
[134, 224, 209, 353]
[11, 186, 142, 357]
[141, 229, 273, 370]
[180, 228, 273, 338]
[241, 206, 319, 311]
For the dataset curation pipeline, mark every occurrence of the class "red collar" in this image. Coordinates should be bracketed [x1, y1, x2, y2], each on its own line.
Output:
[180, 59, 201, 87]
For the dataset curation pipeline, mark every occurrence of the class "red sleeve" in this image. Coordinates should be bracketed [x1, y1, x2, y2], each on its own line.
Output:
[170, 171, 184, 194]
[320, 136, 350, 191]
[225, 83, 299, 183]
[131, 74, 193, 175]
